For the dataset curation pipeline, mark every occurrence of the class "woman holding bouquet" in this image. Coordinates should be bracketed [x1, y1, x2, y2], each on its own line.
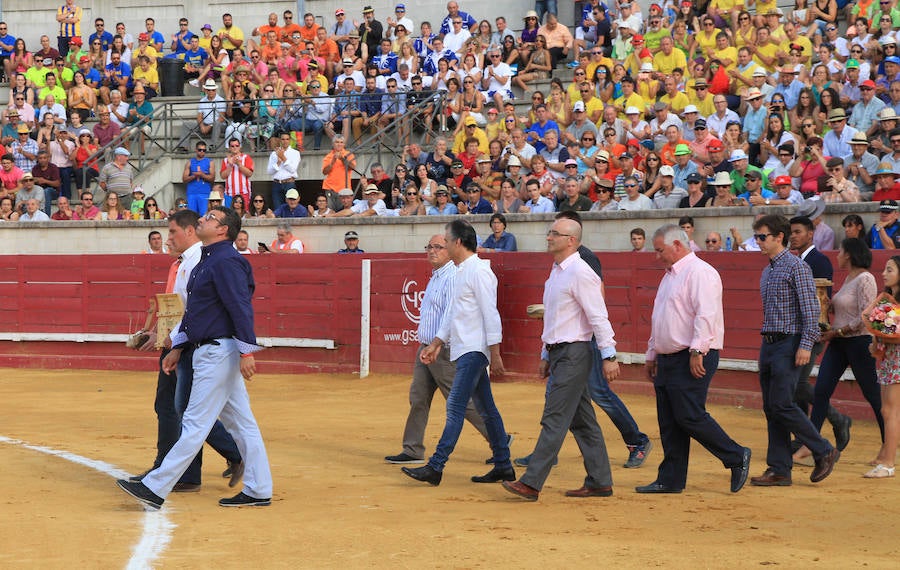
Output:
[868, 255, 900, 478]
[796, 239, 883, 468]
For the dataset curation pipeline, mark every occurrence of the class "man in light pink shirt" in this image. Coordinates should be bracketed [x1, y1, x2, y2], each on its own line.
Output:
[638, 224, 751, 495]
[503, 217, 619, 502]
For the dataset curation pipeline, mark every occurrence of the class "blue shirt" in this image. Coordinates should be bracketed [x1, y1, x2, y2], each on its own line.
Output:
[770, 79, 804, 109]
[172, 31, 197, 55]
[81, 66, 102, 87]
[172, 239, 261, 354]
[186, 156, 211, 196]
[104, 61, 132, 84]
[440, 11, 477, 35]
[760, 248, 820, 351]
[737, 189, 775, 201]
[427, 202, 458, 215]
[274, 203, 309, 218]
[0, 33, 17, 57]
[183, 47, 208, 68]
[527, 120, 560, 153]
[359, 88, 384, 117]
[89, 31, 114, 52]
[418, 260, 456, 344]
[464, 197, 493, 214]
[743, 104, 767, 144]
[372, 51, 398, 74]
[482, 231, 517, 251]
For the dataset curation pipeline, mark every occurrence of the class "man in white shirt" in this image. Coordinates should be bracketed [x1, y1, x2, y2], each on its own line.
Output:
[503, 217, 619, 502]
[19, 198, 50, 221]
[403, 219, 514, 486]
[350, 184, 388, 216]
[266, 131, 301, 210]
[442, 14, 471, 57]
[481, 46, 513, 110]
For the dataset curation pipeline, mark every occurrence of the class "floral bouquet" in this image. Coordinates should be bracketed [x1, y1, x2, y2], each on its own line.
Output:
[863, 293, 900, 344]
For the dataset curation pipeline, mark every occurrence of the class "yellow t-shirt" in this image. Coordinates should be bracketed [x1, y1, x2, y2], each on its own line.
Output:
[216, 26, 245, 51]
[695, 31, 718, 57]
[636, 78, 660, 102]
[614, 92, 646, 119]
[714, 46, 738, 72]
[653, 49, 687, 75]
[686, 90, 716, 116]
[583, 96, 605, 121]
[623, 52, 651, 78]
[131, 46, 159, 70]
[659, 91, 690, 115]
[132, 66, 159, 88]
[567, 82, 582, 103]
[753, 43, 780, 72]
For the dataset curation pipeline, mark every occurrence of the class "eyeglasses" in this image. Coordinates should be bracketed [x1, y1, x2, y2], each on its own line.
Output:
[739, 16, 749, 21]
[575, 71, 586, 76]
[623, 183, 638, 188]
[264, 88, 274, 92]
[15, 97, 23, 101]
[547, 230, 572, 238]
[753, 233, 775, 241]
[565, 164, 578, 168]
[424, 244, 446, 251]
[704, 22, 714, 27]
[505, 118, 516, 123]
[405, 192, 418, 196]
[203, 211, 224, 224]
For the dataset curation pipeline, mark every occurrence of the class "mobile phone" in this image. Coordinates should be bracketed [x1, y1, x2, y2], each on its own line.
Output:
[257, 242, 270, 251]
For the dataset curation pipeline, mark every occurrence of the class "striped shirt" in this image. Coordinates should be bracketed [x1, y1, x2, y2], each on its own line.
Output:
[57, 4, 82, 38]
[418, 261, 455, 345]
[760, 248, 820, 351]
[221, 154, 254, 198]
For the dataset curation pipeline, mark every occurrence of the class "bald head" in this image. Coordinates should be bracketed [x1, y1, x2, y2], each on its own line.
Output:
[557, 218, 582, 243]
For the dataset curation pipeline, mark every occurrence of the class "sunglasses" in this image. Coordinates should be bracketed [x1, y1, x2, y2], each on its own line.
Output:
[705, 239, 719, 243]
[405, 192, 418, 196]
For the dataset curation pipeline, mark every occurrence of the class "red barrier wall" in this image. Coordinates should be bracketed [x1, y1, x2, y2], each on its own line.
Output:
[0, 250, 892, 407]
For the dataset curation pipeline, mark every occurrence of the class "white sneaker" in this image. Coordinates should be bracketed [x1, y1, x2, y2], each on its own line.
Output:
[863, 464, 895, 478]
[189, 79, 199, 88]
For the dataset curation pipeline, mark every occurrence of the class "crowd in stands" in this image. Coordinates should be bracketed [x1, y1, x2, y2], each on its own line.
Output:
[0, 1, 896, 249]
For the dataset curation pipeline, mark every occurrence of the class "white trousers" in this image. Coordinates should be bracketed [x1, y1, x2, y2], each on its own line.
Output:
[143, 338, 273, 499]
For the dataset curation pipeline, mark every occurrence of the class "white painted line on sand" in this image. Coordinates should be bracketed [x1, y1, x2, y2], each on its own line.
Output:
[0, 435, 175, 569]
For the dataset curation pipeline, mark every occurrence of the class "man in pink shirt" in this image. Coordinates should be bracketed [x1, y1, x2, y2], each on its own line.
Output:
[502, 216, 619, 502]
[638, 224, 751, 494]
[72, 190, 99, 220]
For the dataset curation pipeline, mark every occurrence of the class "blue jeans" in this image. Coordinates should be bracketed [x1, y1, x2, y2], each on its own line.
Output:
[588, 341, 649, 448]
[58, 166, 72, 199]
[287, 117, 324, 150]
[428, 351, 511, 471]
[534, 0, 558, 22]
[271, 180, 295, 211]
[759, 335, 832, 475]
[175, 346, 242, 484]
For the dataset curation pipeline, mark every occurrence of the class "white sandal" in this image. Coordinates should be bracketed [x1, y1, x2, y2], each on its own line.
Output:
[863, 464, 896, 478]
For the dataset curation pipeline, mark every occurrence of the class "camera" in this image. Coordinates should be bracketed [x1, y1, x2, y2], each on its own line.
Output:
[804, 145, 811, 153]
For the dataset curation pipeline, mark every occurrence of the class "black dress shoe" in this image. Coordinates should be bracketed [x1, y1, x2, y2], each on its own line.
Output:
[471, 465, 516, 483]
[731, 447, 752, 493]
[128, 469, 152, 482]
[810, 447, 840, 483]
[116, 479, 164, 510]
[635, 482, 683, 494]
[402, 464, 442, 486]
[833, 415, 852, 451]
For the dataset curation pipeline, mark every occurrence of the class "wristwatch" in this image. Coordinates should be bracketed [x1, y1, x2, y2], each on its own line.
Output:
[765, 198, 771, 205]
[690, 349, 704, 356]
[603, 355, 617, 362]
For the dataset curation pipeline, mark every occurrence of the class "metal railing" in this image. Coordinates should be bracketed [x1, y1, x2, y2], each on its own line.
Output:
[83, 90, 451, 184]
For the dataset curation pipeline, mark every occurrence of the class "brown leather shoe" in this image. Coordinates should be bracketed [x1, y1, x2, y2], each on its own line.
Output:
[173, 482, 201, 493]
[565, 485, 613, 498]
[750, 469, 791, 487]
[810, 448, 840, 483]
[502, 480, 539, 501]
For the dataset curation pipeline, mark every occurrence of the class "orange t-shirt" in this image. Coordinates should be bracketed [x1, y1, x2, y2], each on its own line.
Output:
[322, 150, 356, 191]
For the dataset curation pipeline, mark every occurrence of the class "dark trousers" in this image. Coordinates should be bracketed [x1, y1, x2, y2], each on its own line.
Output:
[812, 336, 885, 440]
[521, 342, 612, 491]
[653, 350, 744, 489]
[759, 335, 833, 475]
[175, 346, 242, 484]
[795, 341, 844, 426]
[57, 166, 72, 199]
[151, 350, 180, 471]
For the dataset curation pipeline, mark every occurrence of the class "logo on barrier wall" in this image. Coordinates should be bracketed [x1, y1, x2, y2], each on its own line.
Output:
[401, 279, 425, 325]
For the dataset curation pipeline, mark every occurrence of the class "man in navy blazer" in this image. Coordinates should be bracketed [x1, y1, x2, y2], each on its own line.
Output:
[789, 215, 852, 456]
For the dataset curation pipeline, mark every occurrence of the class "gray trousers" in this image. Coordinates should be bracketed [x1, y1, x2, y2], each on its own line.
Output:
[401, 344, 490, 458]
[521, 341, 613, 491]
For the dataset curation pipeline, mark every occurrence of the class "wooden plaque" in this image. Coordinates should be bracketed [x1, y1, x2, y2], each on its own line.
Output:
[155, 293, 185, 349]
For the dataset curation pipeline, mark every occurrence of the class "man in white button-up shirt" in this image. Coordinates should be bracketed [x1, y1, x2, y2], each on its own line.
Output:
[384, 235, 492, 465]
[503, 217, 619, 502]
[402, 219, 514, 486]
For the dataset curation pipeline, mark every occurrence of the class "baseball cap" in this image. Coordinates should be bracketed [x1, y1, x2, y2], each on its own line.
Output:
[686, 172, 703, 183]
[744, 169, 762, 180]
[573, 101, 585, 112]
[114, 147, 130, 156]
[464, 116, 477, 126]
[335, 8, 346, 16]
[70, 37, 82, 46]
[451, 159, 464, 167]
[338, 188, 354, 196]
[345, 230, 359, 239]
[682, 105, 698, 115]
[132, 186, 145, 195]
[625, 106, 641, 115]
[887, 56, 900, 66]
[632, 34, 644, 44]
[861, 79, 877, 89]
[694, 118, 707, 130]
[659, 165, 675, 177]
[728, 149, 749, 162]
[79, 55, 90, 63]
[881, 199, 900, 211]
[138, 33, 149, 41]
[395, 3, 406, 10]
[846, 59, 860, 69]
[774, 175, 792, 186]
[286, 189, 300, 199]
[707, 139, 724, 152]
[507, 155, 522, 167]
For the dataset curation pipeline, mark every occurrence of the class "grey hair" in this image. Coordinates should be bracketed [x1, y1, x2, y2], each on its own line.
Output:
[653, 223, 689, 246]
[277, 222, 293, 233]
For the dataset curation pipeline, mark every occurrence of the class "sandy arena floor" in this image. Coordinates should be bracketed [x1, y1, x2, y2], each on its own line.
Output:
[0, 369, 897, 569]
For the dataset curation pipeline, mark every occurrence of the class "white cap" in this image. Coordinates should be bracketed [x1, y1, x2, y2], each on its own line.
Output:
[625, 106, 641, 115]
[659, 165, 675, 177]
[682, 104, 698, 115]
[639, 62, 654, 73]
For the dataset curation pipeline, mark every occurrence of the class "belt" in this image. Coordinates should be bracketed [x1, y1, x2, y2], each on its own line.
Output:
[761, 332, 791, 344]
[193, 338, 221, 349]
[274, 177, 295, 184]
[546, 342, 576, 352]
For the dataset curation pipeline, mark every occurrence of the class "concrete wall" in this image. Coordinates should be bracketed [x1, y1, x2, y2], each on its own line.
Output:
[0, 202, 881, 254]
